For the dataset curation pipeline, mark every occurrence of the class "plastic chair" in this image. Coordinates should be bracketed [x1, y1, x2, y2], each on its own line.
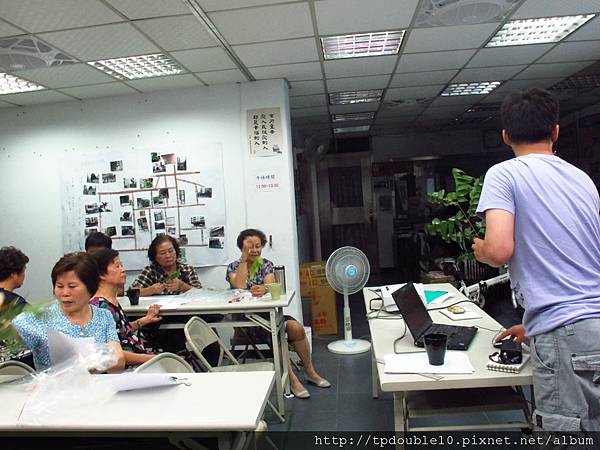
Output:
[134, 352, 193, 374]
[184, 316, 283, 422]
[0, 360, 35, 376]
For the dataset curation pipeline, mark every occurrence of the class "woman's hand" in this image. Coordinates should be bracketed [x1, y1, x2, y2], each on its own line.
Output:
[164, 278, 185, 292]
[143, 304, 162, 325]
[240, 242, 252, 263]
[150, 283, 164, 295]
[250, 284, 266, 297]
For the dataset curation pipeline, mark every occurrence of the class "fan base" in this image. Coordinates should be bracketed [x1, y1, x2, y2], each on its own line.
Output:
[327, 339, 371, 355]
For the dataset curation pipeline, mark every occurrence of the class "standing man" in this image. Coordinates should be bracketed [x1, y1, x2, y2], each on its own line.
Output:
[473, 88, 600, 432]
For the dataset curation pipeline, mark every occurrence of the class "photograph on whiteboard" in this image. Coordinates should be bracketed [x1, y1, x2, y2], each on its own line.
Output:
[179, 247, 187, 262]
[197, 187, 212, 198]
[61, 143, 227, 270]
[85, 203, 99, 214]
[137, 217, 149, 231]
[210, 226, 224, 237]
[84, 228, 98, 236]
[102, 173, 116, 183]
[87, 173, 99, 183]
[85, 217, 98, 228]
[161, 153, 176, 165]
[110, 160, 123, 171]
[119, 195, 131, 206]
[121, 225, 135, 236]
[247, 107, 283, 157]
[209, 237, 224, 249]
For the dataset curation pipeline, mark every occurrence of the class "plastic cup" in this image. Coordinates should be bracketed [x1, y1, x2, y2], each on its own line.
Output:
[126, 288, 140, 306]
[424, 333, 447, 366]
[264, 283, 282, 300]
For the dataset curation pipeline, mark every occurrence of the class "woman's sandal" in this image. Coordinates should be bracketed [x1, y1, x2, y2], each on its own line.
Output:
[306, 377, 331, 388]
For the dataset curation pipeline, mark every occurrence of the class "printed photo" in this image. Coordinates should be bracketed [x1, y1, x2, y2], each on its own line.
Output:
[161, 153, 176, 165]
[121, 225, 135, 236]
[87, 173, 99, 183]
[155, 221, 165, 230]
[123, 177, 137, 189]
[137, 198, 150, 209]
[152, 195, 165, 207]
[140, 178, 153, 189]
[154, 211, 164, 222]
[152, 162, 166, 173]
[179, 247, 187, 262]
[119, 195, 131, 206]
[197, 187, 212, 198]
[178, 234, 188, 245]
[139, 210, 146, 217]
[177, 157, 187, 171]
[137, 217, 149, 231]
[178, 190, 185, 204]
[166, 217, 175, 226]
[190, 216, 205, 227]
[84, 228, 98, 236]
[102, 173, 116, 183]
[105, 226, 117, 237]
[159, 188, 169, 200]
[99, 202, 112, 212]
[110, 160, 123, 172]
[83, 185, 96, 195]
[151, 152, 160, 162]
[209, 237, 224, 249]
[210, 226, 224, 237]
[167, 226, 177, 235]
[120, 211, 132, 222]
[85, 217, 98, 228]
[85, 203, 99, 214]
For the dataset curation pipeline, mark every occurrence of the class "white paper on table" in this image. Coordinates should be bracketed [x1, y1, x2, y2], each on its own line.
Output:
[438, 306, 482, 321]
[384, 351, 475, 374]
[105, 373, 187, 391]
[47, 330, 95, 367]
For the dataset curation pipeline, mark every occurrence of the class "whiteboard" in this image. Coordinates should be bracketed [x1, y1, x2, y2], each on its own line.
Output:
[60, 143, 228, 269]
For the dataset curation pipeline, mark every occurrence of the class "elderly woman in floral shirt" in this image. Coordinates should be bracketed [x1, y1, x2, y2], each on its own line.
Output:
[227, 228, 331, 399]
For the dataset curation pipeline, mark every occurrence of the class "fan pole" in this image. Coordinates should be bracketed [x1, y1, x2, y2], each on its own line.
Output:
[327, 291, 371, 355]
[343, 292, 353, 341]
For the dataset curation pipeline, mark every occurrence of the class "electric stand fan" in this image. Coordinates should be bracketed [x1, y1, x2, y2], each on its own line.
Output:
[325, 246, 371, 355]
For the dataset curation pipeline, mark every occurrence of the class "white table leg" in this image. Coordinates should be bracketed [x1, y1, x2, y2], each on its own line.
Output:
[270, 309, 286, 417]
[371, 350, 379, 399]
[393, 392, 406, 433]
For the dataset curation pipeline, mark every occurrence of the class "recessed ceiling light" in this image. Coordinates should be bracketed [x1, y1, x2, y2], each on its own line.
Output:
[442, 81, 501, 96]
[88, 53, 184, 80]
[332, 112, 376, 122]
[486, 14, 596, 47]
[329, 89, 383, 105]
[0, 72, 45, 95]
[321, 30, 405, 60]
[333, 125, 370, 134]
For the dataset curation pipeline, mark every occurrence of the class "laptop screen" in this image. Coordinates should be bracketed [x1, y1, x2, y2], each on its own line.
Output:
[392, 282, 433, 340]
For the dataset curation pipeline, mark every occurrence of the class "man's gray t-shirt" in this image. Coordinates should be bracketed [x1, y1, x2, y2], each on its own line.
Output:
[477, 154, 600, 336]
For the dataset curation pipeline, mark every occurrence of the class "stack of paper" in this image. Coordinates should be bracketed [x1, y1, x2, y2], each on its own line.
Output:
[384, 351, 475, 375]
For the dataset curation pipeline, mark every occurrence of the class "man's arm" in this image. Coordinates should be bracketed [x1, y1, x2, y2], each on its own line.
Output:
[472, 208, 515, 267]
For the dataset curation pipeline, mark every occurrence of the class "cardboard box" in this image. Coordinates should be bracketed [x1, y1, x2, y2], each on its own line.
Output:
[299, 261, 338, 335]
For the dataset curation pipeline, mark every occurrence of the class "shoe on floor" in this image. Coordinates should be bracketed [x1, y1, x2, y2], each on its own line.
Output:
[306, 377, 331, 388]
[291, 385, 310, 399]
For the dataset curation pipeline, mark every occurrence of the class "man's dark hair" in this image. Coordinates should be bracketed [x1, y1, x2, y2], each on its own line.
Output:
[148, 235, 180, 264]
[0, 246, 29, 281]
[236, 229, 267, 250]
[500, 88, 560, 144]
[85, 232, 113, 252]
[91, 248, 119, 276]
[51, 252, 99, 296]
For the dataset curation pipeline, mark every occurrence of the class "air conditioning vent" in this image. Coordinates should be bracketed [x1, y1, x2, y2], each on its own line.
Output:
[416, 0, 520, 27]
[0, 36, 76, 72]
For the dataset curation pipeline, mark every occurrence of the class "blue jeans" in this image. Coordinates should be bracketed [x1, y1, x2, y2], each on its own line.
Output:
[531, 317, 600, 431]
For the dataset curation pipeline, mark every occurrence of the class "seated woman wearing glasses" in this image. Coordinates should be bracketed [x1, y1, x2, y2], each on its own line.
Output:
[12, 252, 125, 372]
[227, 228, 331, 399]
[132, 235, 201, 296]
[90, 248, 161, 366]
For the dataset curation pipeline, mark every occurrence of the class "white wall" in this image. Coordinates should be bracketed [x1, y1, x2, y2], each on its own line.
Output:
[0, 79, 302, 319]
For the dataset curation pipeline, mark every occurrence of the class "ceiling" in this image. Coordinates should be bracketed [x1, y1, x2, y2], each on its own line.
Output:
[1, 0, 600, 143]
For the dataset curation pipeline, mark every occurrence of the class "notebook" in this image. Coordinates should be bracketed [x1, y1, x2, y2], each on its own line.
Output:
[392, 282, 477, 350]
[486, 353, 530, 373]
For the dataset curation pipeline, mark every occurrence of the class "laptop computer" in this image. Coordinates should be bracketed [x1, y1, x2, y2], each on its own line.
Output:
[392, 282, 477, 350]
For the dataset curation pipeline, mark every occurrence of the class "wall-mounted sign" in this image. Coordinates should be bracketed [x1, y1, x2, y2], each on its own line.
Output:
[247, 107, 282, 157]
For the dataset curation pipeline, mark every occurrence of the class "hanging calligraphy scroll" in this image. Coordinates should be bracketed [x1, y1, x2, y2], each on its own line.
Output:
[247, 107, 283, 157]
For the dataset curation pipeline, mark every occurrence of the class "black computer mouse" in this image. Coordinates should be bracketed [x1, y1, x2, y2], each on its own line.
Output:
[493, 336, 514, 348]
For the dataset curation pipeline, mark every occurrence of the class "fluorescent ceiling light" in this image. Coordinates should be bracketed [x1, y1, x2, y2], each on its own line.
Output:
[551, 75, 600, 90]
[329, 89, 383, 105]
[0, 72, 45, 95]
[333, 125, 370, 134]
[321, 30, 405, 60]
[442, 81, 501, 96]
[88, 53, 183, 80]
[332, 112, 375, 122]
[487, 14, 595, 47]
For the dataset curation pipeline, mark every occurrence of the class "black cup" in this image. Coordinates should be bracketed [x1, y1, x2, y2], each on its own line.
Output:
[126, 288, 140, 306]
[424, 333, 447, 366]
